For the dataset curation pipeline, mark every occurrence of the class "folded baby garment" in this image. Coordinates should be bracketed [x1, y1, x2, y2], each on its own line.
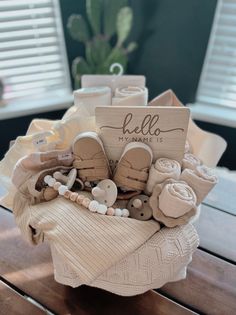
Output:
[145, 158, 181, 195]
[182, 153, 202, 171]
[74, 86, 112, 116]
[112, 86, 148, 106]
[158, 181, 197, 218]
[149, 180, 199, 227]
[180, 165, 218, 205]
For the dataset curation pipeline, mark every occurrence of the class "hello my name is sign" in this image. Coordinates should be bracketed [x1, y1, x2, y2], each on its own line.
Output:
[95, 106, 190, 168]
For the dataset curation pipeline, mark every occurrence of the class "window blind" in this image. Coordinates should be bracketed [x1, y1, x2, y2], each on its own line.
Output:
[196, 0, 236, 108]
[0, 0, 71, 102]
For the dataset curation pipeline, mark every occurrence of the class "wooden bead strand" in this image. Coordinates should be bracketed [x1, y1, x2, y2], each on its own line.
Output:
[44, 175, 129, 217]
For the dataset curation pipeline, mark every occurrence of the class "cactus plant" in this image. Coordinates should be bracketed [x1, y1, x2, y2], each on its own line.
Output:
[67, 0, 137, 88]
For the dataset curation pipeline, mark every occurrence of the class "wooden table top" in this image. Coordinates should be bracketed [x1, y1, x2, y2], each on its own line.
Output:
[0, 174, 236, 315]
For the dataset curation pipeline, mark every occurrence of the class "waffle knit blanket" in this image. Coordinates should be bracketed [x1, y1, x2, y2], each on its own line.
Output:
[13, 188, 198, 295]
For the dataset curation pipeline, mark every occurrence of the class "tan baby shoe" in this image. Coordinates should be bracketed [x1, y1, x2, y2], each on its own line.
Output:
[72, 132, 111, 182]
[113, 142, 153, 191]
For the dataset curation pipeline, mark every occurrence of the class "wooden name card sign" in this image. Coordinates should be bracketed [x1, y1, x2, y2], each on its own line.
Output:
[96, 106, 190, 168]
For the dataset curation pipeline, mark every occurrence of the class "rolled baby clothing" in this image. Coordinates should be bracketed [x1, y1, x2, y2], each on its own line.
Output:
[182, 153, 201, 171]
[74, 86, 112, 116]
[149, 179, 199, 227]
[112, 86, 148, 106]
[158, 182, 197, 218]
[145, 158, 181, 195]
[81, 74, 146, 93]
[180, 165, 218, 205]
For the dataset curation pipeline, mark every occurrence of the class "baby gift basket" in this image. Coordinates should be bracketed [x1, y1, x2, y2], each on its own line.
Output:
[0, 74, 227, 296]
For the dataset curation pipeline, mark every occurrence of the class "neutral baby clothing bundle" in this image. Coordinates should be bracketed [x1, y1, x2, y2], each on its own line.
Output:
[0, 75, 226, 296]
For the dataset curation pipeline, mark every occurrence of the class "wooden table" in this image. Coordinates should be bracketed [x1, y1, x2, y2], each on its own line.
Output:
[0, 175, 236, 315]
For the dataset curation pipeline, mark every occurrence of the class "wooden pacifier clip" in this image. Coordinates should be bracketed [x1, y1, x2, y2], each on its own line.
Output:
[43, 175, 129, 217]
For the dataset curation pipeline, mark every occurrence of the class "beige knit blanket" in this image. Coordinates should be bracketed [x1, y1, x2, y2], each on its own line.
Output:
[13, 190, 198, 295]
[51, 223, 198, 296]
[14, 191, 160, 284]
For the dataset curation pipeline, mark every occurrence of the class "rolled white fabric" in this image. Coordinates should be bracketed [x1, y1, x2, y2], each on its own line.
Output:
[145, 158, 181, 195]
[159, 182, 197, 218]
[180, 165, 218, 205]
[74, 86, 112, 116]
[112, 86, 148, 106]
[182, 153, 201, 171]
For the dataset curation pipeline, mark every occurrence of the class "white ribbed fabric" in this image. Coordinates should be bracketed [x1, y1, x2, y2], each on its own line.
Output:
[74, 86, 112, 116]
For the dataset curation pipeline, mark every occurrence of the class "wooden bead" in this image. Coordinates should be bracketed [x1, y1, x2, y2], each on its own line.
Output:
[82, 197, 91, 208]
[76, 195, 85, 204]
[43, 187, 58, 201]
[64, 190, 71, 199]
[70, 192, 78, 201]
[107, 207, 115, 216]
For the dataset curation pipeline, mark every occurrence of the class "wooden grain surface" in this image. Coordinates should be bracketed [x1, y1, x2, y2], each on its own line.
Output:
[0, 280, 45, 315]
[161, 249, 236, 315]
[194, 204, 236, 262]
[204, 176, 236, 215]
[0, 208, 196, 315]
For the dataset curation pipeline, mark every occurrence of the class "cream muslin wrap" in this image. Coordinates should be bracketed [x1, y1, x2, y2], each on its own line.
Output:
[182, 153, 202, 171]
[74, 86, 112, 116]
[112, 86, 148, 106]
[158, 182, 197, 218]
[150, 180, 199, 227]
[145, 158, 181, 195]
[180, 165, 218, 205]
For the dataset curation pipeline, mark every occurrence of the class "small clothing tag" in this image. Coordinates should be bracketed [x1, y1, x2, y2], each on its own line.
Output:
[33, 134, 47, 148]
[58, 152, 73, 161]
